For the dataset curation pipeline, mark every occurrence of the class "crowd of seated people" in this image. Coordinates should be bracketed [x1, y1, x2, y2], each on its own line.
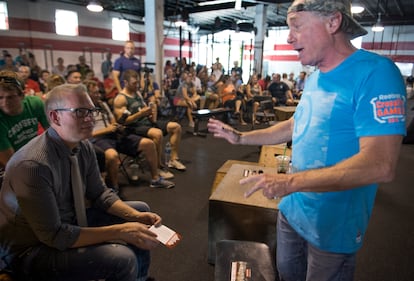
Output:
[0, 48, 190, 192]
[0, 82, 163, 280]
[0, 47, 308, 168]
[113, 69, 186, 177]
[1, 47, 310, 280]
[1, 52, 198, 280]
[85, 79, 175, 190]
[158, 55, 308, 127]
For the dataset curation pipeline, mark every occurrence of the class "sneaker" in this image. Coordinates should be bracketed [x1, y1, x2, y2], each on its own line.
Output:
[150, 177, 175, 189]
[168, 159, 186, 171]
[158, 167, 174, 179]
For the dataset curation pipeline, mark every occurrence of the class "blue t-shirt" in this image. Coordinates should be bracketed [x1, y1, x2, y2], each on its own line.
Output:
[113, 55, 141, 87]
[279, 49, 406, 254]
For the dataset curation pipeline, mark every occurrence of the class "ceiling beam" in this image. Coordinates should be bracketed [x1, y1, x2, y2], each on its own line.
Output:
[393, 0, 405, 16]
[168, 2, 256, 15]
[358, 14, 414, 26]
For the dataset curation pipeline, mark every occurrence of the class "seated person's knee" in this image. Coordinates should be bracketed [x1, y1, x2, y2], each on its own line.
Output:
[105, 148, 119, 161]
[167, 121, 181, 133]
[148, 128, 163, 141]
[139, 138, 156, 153]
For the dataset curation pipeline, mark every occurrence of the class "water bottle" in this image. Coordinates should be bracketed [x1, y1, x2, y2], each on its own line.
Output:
[129, 162, 139, 182]
[164, 141, 171, 166]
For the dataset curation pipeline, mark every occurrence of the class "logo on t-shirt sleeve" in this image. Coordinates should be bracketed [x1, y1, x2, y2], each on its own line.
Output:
[370, 94, 405, 124]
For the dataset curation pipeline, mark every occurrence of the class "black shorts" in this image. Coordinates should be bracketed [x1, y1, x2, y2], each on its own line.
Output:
[132, 120, 169, 137]
[93, 134, 143, 157]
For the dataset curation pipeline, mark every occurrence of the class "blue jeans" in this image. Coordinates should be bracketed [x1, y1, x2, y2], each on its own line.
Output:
[14, 201, 150, 281]
[276, 212, 356, 281]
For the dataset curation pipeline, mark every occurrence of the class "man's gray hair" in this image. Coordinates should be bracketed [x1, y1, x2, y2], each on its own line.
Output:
[44, 83, 87, 118]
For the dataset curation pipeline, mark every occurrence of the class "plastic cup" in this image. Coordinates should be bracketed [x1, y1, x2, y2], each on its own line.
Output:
[276, 155, 290, 174]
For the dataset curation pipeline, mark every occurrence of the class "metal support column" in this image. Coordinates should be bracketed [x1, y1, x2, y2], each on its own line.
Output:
[145, 0, 164, 89]
[254, 4, 267, 76]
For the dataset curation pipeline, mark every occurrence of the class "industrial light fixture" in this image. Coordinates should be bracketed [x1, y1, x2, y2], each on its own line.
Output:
[199, 0, 236, 6]
[235, 0, 242, 10]
[199, 0, 242, 10]
[351, 3, 364, 14]
[87, 1, 103, 13]
[372, 13, 384, 32]
[174, 20, 187, 28]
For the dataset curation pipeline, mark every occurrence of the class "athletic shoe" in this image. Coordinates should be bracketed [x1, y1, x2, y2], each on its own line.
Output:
[168, 159, 186, 171]
[158, 167, 174, 179]
[150, 177, 175, 189]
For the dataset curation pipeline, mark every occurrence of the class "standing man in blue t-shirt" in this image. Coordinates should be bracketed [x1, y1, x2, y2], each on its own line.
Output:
[207, 0, 406, 280]
[112, 40, 141, 93]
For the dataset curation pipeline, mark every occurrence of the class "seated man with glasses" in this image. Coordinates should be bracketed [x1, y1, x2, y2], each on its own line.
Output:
[0, 70, 49, 171]
[0, 83, 162, 281]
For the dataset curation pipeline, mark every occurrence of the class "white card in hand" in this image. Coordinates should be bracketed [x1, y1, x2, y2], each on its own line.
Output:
[149, 224, 182, 248]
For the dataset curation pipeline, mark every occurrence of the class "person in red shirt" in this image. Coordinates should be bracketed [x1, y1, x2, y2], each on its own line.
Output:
[257, 73, 271, 92]
[17, 65, 41, 97]
[103, 70, 118, 107]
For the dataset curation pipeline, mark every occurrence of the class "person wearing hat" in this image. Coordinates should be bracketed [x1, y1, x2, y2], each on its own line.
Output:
[207, 0, 406, 280]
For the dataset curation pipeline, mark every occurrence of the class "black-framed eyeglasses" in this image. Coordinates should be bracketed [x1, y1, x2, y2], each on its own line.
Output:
[54, 107, 101, 118]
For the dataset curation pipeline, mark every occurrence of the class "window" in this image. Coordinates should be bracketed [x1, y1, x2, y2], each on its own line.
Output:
[55, 9, 78, 36]
[112, 18, 130, 41]
[351, 36, 363, 49]
[0, 1, 9, 30]
[395, 62, 413, 77]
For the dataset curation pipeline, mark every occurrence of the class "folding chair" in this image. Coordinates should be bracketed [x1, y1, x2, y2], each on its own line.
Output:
[254, 97, 276, 128]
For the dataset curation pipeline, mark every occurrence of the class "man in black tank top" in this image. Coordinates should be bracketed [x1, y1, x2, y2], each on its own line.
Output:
[113, 70, 187, 180]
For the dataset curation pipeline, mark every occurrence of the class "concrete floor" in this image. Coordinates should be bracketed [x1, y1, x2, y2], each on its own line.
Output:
[119, 102, 414, 281]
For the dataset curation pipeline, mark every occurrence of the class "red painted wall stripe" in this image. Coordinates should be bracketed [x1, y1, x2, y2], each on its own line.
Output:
[164, 49, 192, 58]
[362, 41, 414, 50]
[0, 36, 139, 54]
[9, 18, 55, 33]
[273, 44, 294, 51]
[264, 55, 299, 61]
[384, 55, 414, 62]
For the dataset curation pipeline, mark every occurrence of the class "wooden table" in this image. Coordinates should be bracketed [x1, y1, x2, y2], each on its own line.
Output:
[274, 106, 296, 121]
